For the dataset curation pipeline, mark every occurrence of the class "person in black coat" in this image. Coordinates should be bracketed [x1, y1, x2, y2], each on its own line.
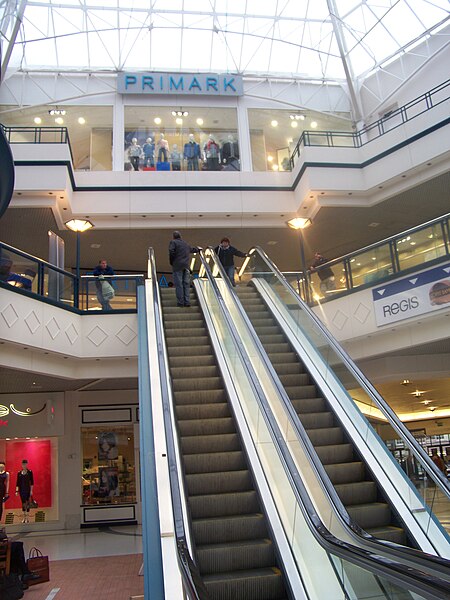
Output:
[214, 237, 247, 286]
[169, 231, 200, 307]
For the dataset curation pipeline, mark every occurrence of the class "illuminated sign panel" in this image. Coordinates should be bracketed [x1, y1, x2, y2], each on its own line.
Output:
[118, 72, 243, 96]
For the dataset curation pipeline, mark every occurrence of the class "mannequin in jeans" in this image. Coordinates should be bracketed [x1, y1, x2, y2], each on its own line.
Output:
[143, 137, 155, 168]
[157, 133, 169, 162]
[128, 138, 142, 171]
[183, 133, 201, 171]
[171, 144, 182, 171]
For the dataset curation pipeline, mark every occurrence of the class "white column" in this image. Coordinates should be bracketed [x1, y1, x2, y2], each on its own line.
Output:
[237, 99, 252, 172]
[112, 93, 124, 171]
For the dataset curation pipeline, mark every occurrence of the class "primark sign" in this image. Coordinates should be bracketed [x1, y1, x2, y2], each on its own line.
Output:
[118, 72, 243, 96]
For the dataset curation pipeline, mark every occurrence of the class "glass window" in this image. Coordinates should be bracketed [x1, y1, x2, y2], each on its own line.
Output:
[0, 104, 113, 171]
[396, 224, 446, 272]
[349, 244, 393, 289]
[81, 426, 136, 505]
[124, 106, 239, 172]
[248, 108, 351, 172]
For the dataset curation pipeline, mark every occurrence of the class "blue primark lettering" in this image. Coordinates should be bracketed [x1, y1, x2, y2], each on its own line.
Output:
[206, 77, 218, 91]
[125, 75, 137, 89]
[170, 76, 184, 91]
[224, 77, 236, 92]
[142, 76, 154, 90]
[189, 77, 202, 91]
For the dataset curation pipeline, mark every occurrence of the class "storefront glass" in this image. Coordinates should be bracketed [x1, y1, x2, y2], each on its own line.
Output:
[248, 108, 352, 171]
[0, 104, 113, 171]
[124, 106, 239, 172]
[396, 224, 447, 272]
[81, 426, 136, 505]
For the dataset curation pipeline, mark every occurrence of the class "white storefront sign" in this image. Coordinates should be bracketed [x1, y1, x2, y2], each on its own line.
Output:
[372, 263, 450, 326]
[118, 72, 243, 96]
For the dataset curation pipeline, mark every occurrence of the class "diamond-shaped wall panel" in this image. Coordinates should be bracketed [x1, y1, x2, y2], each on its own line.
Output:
[331, 309, 348, 331]
[1, 304, 19, 328]
[65, 323, 79, 345]
[46, 317, 61, 340]
[87, 325, 108, 347]
[25, 311, 41, 334]
[354, 303, 371, 324]
[116, 325, 137, 346]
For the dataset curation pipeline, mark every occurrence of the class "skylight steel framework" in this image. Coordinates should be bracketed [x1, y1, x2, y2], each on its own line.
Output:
[1, 0, 449, 119]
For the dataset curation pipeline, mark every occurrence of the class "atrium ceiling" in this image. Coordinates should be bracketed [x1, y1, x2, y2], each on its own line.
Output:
[1, 1, 449, 120]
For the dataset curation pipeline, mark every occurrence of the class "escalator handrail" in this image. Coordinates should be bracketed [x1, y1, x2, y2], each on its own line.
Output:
[204, 247, 450, 573]
[147, 248, 211, 600]
[195, 250, 450, 599]
[248, 245, 450, 496]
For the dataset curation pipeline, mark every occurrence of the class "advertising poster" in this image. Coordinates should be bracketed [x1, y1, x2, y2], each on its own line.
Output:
[372, 263, 450, 326]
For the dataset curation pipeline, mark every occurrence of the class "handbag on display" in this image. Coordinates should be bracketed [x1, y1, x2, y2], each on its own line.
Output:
[29, 498, 38, 509]
[26, 547, 49, 586]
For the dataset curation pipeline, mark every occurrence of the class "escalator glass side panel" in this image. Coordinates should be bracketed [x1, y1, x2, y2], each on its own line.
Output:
[240, 250, 450, 556]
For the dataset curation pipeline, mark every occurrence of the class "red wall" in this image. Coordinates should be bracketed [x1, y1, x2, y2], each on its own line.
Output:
[5, 440, 52, 508]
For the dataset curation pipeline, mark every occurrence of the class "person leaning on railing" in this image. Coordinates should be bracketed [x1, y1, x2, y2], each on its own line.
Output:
[310, 251, 336, 295]
[93, 259, 115, 310]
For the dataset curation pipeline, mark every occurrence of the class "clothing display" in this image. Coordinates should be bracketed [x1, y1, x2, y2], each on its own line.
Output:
[204, 138, 220, 171]
[221, 140, 240, 163]
[184, 139, 201, 171]
[171, 146, 182, 171]
[142, 139, 155, 168]
[157, 136, 169, 162]
[128, 140, 142, 171]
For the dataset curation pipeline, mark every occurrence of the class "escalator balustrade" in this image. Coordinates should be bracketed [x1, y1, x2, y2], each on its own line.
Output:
[236, 285, 408, 547]
[159, 286, 289, 600]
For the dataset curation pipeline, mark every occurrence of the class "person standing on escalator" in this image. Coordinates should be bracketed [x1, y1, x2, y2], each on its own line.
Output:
[214, 237, 247, 287]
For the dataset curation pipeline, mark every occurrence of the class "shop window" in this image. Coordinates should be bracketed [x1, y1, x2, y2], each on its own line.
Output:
[124, 106, 239, 172]
[81, 426, 136, 505]
[396, 224, 446, 272]
[248, 108, 352, 172]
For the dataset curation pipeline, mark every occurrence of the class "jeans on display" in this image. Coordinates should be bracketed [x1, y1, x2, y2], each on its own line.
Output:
[144, 155, 154, 167]
[207, 157, 220, 171]
[224, 265, 236, 286]
[173, 268, 191, 305]
[130, 156, 140, 171]
[158, 147, 168, 162]
[172, 162, 181, 171]
[187, 157, 199, 171]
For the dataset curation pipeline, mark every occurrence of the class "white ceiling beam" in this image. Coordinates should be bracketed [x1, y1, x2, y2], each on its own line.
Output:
[1, 0, 26, 83]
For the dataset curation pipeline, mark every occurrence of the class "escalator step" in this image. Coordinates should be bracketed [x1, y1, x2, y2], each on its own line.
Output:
[172, 375, 223, 392]
[166, 335, 211, 347]
[174, 389, 228, 405]
[367, 526, 407, 546]
[189, 490, 260, 519]
[181, 432, 241, 454]
[186, 469, 253, 496]
[168, 344, 213, 357]
[176, 402, 231, 420]
[170, 354, 216, 368]
[184, 451, 247, 474]
[324, 461, 365, 485]
[334, 481, 378, 505]
[315, 443, 354, 465]
[284, 384, 317, 399]
[263, 342, 292, 353]
[253, 325, 280, 336]
[277, 372, 310, 386]
[203, 568, 285, 600]
[170, 365, 220, 379]
[347, 502, 393, 529]
[291, 396, 326, 413]
[178, 416, 236, 437]
[197, 538, 275, 575]
[258, 334, 287, 344]
[306, 426, 344, 446]
[165, 326, 207, 337]
[267, 351, 301, 365]
[192, 513, 267, 545]
[295, 411, 334, 429]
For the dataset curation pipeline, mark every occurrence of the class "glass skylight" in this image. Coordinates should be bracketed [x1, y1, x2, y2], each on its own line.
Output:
[0, 0, 448, 84]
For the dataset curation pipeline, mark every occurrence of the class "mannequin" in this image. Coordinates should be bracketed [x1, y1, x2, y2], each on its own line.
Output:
[171, 144, 182, 171]
[15, 459, 34, 524]
[128, 138, 142, 171]
[143, 137, 155, 168]
[221, 134, 240, 171]
[204, 134, 220, 171]
[156, 133, 170, 162]
[183, 133, 201, 171]
[0, 461, 10, 521]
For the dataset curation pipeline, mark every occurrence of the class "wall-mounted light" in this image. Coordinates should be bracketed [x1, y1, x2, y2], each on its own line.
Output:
[172, 110, 189, 117]
[49, 109, 66, 116]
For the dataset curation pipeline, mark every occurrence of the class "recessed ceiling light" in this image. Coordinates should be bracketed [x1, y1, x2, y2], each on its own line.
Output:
[272, 164, 279, 171]
[175, 118, 183, 125]
[78, 117, 86, 125]
[271, 120, 278, 127]
[90, 243, 101, 249]
[267, 155, 273, 162]
[401, 379, 410, 385]
[154, 117, 161, 125]
[291, 121, 298, 128]
[34, 117, 42, 125]
[196, 118, 204, 126]
[267, 241, 277, 245]
[55, 117, 64, 125]
[368, 222, 380, 228]
[310, 121, 318, 128]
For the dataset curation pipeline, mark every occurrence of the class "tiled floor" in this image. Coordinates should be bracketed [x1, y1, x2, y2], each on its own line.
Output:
[8, 525, 144, 599]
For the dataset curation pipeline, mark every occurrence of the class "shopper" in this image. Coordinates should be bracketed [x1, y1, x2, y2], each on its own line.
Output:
[168, 231, 200, 307]
[430, 449, 447, 475]
[214, 237, 247, 286]
[310, 251, 336, 295]
[0, 461, 9, 522]
[93, 259, 115, 311]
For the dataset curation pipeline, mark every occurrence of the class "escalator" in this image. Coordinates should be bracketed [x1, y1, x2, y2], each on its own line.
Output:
[235, 284, 408, 546]
[159, 286, 289, 600]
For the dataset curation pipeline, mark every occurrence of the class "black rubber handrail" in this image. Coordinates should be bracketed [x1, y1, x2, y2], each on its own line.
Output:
[147, 248, 210, 600]
[205, 247, 450, 573]
[195, 249, 450, 599]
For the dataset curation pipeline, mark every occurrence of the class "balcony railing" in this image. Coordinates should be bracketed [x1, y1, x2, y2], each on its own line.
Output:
[290, 78, 450, 168]
[0, 241, 143, 312]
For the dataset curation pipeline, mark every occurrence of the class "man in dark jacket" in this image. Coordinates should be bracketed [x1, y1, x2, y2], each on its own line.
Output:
[169, 231, 200, 307]
[214, 237, 247, 286]
[310, 251, 336, 295]
[93, 259, 115, 310]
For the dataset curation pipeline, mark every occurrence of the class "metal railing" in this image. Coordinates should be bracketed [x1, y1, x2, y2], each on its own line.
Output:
[290, 79, 450, 168]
